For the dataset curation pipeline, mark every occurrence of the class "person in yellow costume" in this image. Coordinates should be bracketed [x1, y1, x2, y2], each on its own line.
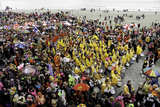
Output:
[130, 48, 134, 58]
[101, 54, 105, 63]
[99, 41, 102, 47]
[136, 45, 143, 63]
[121, 55, 127, 66]
[85, 58, 89, 67]
[112, 52, 117, 63]
[91, 65, 96, 73]
[80, 65, 86, 73]
[117, 43, 121, 50]
[65, 53, 71, 58]
[82, 53, 85, 60]
[93, 41, 97, 48]
[145, 36, 150, 44]
[79, 52, 82, 58]
[104, 52, 108, 58]
[126, 51, 131, 63]
[92, 53, 96, 60]
[95, 45, 99, 52]
[105, 77, 112, 92]
[120, 45, 124, 51]
[99, 47, 103, 55]
[101, 81, 107, 93]
[123, 84, 130, 96]
[72, 50, 75, 57]
[92, 35, 99, 40]
[108, 40, 112, 48]
[86, 50, 89, 56]
[108, 58, 112, 66]
[74, 67, 80, 74]
[136, 45, 142, 55]
[116, 64, 122, 75]
[96, 53, 100, 60]
[90, 57, 93, 65]
[104, 61, 108, 69]
[58, 39, 65, 47]
[116, 51, 120, 60]
[96, 66, 99, 72]
[111, 70, 119, 85]
[75, 58, 81, 66]
[124, 44, 128, 51]
[80, 43, 84, 50]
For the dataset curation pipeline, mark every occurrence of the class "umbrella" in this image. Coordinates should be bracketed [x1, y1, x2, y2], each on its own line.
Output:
[22, 65, 36, 75]
[15, 43, 26, 49]
[17, 63, 24, 70]
[143, 67, 160, 78]
[73, 83, 90, 91]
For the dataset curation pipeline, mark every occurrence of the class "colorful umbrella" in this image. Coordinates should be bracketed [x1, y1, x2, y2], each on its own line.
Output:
[143, 67, 160, 78]
[15, 43, 26, 49]
[73, 83, 90, 91]
[22, 65, 36, 75]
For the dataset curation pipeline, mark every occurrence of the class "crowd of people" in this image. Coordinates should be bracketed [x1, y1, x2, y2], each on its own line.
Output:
[0, 9, 160, 107]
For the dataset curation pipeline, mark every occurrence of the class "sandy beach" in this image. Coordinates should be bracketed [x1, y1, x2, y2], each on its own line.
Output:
[67, 9, 160, 27]
[8, 9, 160, 27]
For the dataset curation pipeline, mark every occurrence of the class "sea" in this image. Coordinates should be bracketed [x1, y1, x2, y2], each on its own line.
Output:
[1, 0, 160, 11]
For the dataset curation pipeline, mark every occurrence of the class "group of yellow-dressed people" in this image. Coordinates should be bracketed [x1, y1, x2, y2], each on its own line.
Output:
[52, 29, 143, 94]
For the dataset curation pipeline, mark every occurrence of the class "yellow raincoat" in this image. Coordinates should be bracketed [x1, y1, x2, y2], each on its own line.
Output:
[112, 53, 117, 63]
[126, 51, 131, 62]
[75, 67, 80, 74]
[145, 36, 150, 43]
[123, 84, 130, 95]
[80, 65, 85, 72]
[136, 45, 142, 55]
[116, 65, 122, 75]
[122, 55, 127, 65]
[86, 58, 91, 67]
[111, 70, 118, 85]
[124, 44, 128, 51]
[101, 82, 107, 93]
[108, 40, 112, 48]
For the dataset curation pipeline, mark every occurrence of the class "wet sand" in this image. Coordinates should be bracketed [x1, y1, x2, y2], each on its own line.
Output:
[5, 9, 160, 27]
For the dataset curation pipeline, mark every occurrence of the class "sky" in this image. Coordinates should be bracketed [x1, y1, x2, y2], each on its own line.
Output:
[0, 0, 160, 10]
